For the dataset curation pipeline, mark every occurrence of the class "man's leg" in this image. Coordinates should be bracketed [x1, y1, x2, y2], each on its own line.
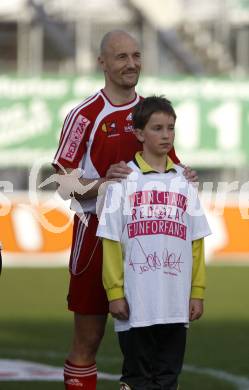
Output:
[64, 313, 107, 389]
[64, 214, 109, 389]
[69, 313, 107, 364]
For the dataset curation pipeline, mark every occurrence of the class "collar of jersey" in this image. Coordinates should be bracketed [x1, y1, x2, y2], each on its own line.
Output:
[134, 152, 176, 174]
[100, 89, 138, 107]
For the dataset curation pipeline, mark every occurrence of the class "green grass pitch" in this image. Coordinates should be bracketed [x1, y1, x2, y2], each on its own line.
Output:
[0, 265, 249, 389]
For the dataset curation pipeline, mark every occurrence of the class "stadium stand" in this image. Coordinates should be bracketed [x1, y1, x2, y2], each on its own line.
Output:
[0, 0, 249, 189]
[0, 0, 249, 75]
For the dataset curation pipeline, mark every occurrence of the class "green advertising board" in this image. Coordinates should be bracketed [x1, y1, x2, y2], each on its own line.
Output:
[0, 75, 249, 167]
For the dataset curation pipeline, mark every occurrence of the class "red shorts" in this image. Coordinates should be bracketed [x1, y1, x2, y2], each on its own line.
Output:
[67, 213, 109, 315]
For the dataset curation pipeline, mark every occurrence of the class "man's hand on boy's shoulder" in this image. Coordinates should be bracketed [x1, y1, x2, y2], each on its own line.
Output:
[109, 298, 130, 321]
[106, 161, 132, 181]
[179, 164, 198, 183]
[189, 298, 204, 321]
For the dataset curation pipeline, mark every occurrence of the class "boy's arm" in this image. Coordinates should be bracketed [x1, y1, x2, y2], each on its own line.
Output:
[191, 238, 206, 298]
[190, 238, 206, 321]
[102, 238, 124, 300]
[102, 238, 129, 320]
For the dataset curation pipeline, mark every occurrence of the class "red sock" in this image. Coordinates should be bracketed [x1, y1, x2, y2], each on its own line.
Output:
[64, 360, 97, 389]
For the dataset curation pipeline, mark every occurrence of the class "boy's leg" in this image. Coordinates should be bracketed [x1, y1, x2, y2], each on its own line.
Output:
[151, 324, 187, 390]
[118, 327, 154, 390]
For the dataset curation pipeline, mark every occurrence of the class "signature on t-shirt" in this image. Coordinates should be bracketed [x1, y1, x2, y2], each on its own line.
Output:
[128, 237, 183, 277]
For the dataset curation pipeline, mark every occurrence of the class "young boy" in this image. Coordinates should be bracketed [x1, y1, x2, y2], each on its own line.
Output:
[97, 96, 211, 390]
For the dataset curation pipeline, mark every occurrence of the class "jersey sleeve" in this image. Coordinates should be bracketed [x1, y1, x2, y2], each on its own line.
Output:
[52, 109, 92, 171]
[96, 181, 125, 242]
[168, 146, 180, 164]
[187, 185, 212, 241]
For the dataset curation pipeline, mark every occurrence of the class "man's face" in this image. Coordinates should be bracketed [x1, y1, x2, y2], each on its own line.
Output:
[99, 34, 141, 89]
[136, 112, 175, 157]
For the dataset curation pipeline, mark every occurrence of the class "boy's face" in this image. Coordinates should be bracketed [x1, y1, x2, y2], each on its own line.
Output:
[135, 111, 175, 156]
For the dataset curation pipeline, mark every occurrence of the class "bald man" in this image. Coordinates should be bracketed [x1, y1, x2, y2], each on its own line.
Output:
[53, 30, 189, 390]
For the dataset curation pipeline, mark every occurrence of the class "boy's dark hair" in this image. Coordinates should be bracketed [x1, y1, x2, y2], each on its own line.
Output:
[133, 96, 176, 130]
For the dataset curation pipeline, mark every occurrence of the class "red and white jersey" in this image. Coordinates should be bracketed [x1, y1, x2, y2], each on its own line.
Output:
[53, 89, 180, 213]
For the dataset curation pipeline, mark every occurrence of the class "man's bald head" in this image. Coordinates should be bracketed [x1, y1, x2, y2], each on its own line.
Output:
[98, 30, 141, 91]
[100, 30, 138, 56]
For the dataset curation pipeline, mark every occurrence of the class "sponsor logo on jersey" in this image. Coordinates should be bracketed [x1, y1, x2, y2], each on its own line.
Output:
[61, 115, 90, 162]
[126, 112, 133, 121]
[101, 122, 119, 137]
[124, 112, 134, 132]
[124, 124, 134, 133]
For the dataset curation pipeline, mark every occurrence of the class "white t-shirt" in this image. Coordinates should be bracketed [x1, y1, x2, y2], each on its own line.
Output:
[97, 161, 211, 332]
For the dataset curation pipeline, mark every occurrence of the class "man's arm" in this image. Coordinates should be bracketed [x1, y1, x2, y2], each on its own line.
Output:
[56, 161, 132, 201]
